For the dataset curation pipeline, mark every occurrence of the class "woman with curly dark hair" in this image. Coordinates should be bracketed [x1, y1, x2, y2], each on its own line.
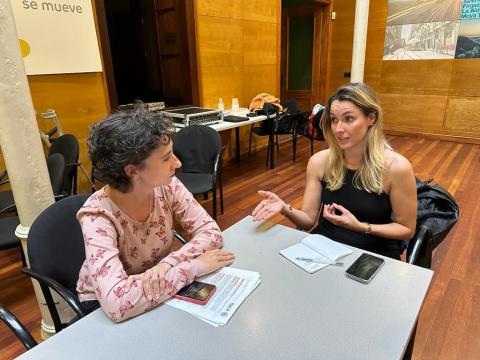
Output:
[76, 106, 234, 322]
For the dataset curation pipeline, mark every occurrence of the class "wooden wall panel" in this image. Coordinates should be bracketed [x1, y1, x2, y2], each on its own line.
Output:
[363, 60, 382, 91]
[196, 16, 243, 67]
[195, 0, 280, 160]
[444, 97, 480, 133]
[200, 66, 244, 108]
[449, 59, 480, 97]
[381, 94, 447, 129]
[328, 0, 355, 96]
[29, 73, 108, 139]
[243, 21, 277, 65]
[380, 60, 453, 96]
[233, 0, 278, 23]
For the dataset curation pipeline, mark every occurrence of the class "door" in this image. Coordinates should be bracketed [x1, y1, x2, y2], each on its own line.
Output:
[281, 5, 330, 112]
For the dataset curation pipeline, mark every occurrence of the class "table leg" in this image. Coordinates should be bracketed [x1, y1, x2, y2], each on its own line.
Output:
[269, 133, 275, 169]
[235, 127, 240, 163]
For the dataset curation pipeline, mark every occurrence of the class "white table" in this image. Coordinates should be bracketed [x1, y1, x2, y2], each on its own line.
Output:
[175, 108, 271, 166]
[18, 217, 433, 359]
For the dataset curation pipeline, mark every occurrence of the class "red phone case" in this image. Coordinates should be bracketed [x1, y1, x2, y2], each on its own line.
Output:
[174, 285, 216, 305]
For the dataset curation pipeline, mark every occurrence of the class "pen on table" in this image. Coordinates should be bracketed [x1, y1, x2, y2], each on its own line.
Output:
[295, 257, 343, 266]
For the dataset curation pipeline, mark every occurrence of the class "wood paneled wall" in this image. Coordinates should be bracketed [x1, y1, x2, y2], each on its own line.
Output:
[329, 0, 480, 143]
[0, 73, 108, 192]
[29, 73, 109, 190]
[194, 0, 281, 159]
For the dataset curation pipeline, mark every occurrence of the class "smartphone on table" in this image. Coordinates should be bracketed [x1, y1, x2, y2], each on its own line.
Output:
[174, 281, 216, 305]
[345, 253, 385, 284]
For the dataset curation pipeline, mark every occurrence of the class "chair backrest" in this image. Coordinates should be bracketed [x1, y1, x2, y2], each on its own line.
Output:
[173, 125, 222, 174]
[27, 194, 90, 295]
[46, 153, 66, 195]
[282, 99, 300, 114]
[48, 134, 80, 195]
[0, 303, 37, 350]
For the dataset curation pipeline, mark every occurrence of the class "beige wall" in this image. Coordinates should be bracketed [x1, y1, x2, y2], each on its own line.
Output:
[194, 0, 281, 159]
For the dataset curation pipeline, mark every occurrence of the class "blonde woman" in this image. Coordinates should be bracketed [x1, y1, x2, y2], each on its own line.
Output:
[252, 83, 416, 259]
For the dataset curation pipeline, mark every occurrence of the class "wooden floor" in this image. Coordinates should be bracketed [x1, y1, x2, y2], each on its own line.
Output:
[1, 135, 479, 359]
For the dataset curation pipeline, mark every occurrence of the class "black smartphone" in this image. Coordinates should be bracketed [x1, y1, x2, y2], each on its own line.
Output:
[345, 253, 385, 284]
[174, 281, 216, 305]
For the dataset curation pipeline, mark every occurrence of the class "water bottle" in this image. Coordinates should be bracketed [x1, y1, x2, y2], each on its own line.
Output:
[218, 98, 224, 111]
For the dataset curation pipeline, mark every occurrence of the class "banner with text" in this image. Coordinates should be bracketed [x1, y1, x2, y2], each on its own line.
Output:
[10, 0, 102, 74]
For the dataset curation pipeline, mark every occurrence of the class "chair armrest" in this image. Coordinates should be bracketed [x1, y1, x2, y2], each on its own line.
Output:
[22, 267, 87, 319]
[173, 230, 189, 245]
[407, 225, 431, 266]
[0, 304, 38, 350]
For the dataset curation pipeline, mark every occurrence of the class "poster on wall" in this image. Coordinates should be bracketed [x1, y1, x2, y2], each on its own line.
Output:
[10, 0, 102, 75]
[455, 0, 480, 58]
[383, 0, 463, 60]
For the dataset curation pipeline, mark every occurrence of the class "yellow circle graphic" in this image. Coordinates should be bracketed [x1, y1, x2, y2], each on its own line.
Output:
[19, 39, 30, 58]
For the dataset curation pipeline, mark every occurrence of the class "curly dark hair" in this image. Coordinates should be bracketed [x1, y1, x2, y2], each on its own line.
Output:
[88, 105, 175, 193]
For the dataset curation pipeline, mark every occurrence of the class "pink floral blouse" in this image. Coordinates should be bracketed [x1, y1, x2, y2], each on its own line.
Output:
[76, 176, 223, 322]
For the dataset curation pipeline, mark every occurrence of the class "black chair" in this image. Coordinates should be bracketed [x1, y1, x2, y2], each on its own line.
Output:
[294, 107, 326, 158]
[22, 194, 92, 333]
[0, 171, 16, 214]
[402, 178, 459, 360]
[48, 134, 95, 195]
[173, 125, 224, 220]
[0, 303, 38, 350]
[22, 193, 188, 333]
[0, 153, 66, 267]
[248, 100, 300, 166]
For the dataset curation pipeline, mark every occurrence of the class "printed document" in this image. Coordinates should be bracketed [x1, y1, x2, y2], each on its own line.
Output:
[165, 267, 261, 327]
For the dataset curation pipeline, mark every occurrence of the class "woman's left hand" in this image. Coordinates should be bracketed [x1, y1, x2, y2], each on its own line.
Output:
[322, 203, 363, 232]
[125, 262, 172, 301]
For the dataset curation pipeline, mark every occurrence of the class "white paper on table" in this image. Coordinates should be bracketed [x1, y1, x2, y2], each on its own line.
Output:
[165, 267, 261, 326]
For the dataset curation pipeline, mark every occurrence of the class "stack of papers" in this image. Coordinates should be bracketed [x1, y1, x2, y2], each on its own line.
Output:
[165, 267, 261, 327]
[280, 234, 353, 273]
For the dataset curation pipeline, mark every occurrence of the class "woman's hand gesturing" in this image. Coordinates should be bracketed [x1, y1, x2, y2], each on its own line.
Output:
[252, 190, 285, 221]
[322, 203, 363, 232]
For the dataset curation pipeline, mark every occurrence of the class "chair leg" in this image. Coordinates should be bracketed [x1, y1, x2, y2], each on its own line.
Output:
[292, 133, 297, 162]
[276, 134, 279, 154]
[265, 136, 271, 168]
[248, 124, 254, 158]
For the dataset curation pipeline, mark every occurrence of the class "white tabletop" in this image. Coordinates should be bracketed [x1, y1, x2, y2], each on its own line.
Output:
[174, 108, 267, 132]
[18, 217, 433, 360]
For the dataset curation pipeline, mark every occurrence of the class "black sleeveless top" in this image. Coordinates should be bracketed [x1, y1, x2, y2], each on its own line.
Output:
[311, 169, 403, 259]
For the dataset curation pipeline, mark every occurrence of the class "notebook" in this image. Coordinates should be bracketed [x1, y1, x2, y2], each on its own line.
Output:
[279, 234, 353, 273]
[223, 115, 249, 123]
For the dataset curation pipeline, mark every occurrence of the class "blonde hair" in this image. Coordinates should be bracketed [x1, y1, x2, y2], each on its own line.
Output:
[321, 82, 391, 194]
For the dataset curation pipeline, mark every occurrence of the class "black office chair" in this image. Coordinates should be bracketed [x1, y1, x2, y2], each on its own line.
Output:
[248, 100, 300, 165]
[173, 125, 224, 220]
[22, 194, 92, 333]
[294, 107, 326, 158]
[0, 303, 38, 350]
[0, 153, 66, 267]
[21, 194, 189, 333]
[48, 134, 95, 195]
